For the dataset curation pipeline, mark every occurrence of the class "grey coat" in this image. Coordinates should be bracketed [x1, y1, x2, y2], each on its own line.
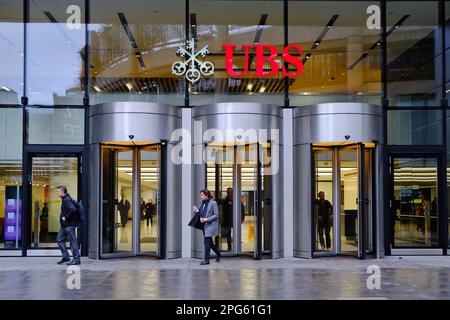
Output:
[199, 199, 219, 237]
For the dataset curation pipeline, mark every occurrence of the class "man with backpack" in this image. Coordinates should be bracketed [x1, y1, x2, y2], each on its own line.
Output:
[56, 186, 81, 265]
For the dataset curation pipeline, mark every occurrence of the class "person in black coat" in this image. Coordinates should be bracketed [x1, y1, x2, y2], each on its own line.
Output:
[145, 198, 156, 227]
[55, 186, 80, 265]
[117, 194, 131, 228]
[222, 187, 245, 251]
[316, 191, 333, 250]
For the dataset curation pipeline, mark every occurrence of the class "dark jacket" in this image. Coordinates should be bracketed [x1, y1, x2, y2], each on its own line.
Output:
[59, 194, 79, 227]
[222, 196, 245, 227]
[316, 199, 333, 227]
[145, 202, 155, 218]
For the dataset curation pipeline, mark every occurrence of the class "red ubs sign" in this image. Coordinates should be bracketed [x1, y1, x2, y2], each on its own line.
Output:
[223, 44, 304, 77]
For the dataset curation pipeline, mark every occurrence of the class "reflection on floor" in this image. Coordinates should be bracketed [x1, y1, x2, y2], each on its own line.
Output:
[116, 217, 159, 253]
[315, 227, 359, 253]
[3, 256, 450, 299]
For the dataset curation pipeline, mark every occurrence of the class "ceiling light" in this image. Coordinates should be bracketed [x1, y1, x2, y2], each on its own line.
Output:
[93, 86, 101, 92]
[126, 83, 133, 91]
[247, 83, 253, 91]
[1, 86, 10, 92]
[259, 87, 265, 93]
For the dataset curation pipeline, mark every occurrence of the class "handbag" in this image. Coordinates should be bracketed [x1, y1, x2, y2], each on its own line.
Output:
[188, 213, 203, 230]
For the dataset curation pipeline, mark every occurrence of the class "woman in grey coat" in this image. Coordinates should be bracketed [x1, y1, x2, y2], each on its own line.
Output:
[192, 188, 221, 265]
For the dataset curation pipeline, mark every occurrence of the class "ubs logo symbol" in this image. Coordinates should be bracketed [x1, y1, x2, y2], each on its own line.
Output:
[172, 38, 214, 84]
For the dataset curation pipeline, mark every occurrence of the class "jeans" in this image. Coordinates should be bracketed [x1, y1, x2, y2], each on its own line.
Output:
[203, 230, 220, 261]
[57, 226, 80, 262]
[318, 224, 331, 249]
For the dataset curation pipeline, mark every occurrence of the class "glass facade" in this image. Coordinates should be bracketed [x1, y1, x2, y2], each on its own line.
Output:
[289, 1, 381, 106]
[27, 0, 86, 106]
[190, 0, 284, 105]
[387, 1, 442, 107]
[0, 0, 450, 256]
[0, 1, 23, 104]
[89, 0, 185, 105]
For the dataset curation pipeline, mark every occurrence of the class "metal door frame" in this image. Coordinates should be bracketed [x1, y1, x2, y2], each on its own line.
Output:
[311, 143, 369, 259]
[138, 143, 163, 257]
[99, 143, 163, 259]
[206, 142, 269, 260]
[388, 152, 444, 253]
[25, 152, 82, 253]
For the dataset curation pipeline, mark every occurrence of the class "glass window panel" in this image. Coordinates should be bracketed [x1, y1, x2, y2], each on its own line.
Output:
[28, 0, 85, 105]
[0, 1, 23, 105]
[313, 149, 334, 253]
[392, 157, 438, 247]
[288, 1, 381, 106]
[387, 1, 442, 106]
[89, 0, 185, 105]
[0, 107, 23, 249]
[27, 107, 85, 145]
[387, 110, 443, 145]
[140, 147, 160, 255]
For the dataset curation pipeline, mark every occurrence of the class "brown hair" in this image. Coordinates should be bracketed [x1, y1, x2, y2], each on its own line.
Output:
[57, 186, 67, 194]
[200, 188, 212, 199]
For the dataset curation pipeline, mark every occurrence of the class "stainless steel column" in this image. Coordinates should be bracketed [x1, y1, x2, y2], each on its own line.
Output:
[166, 142, 182, 258]
[271, 143, 283, 258]
[191, 156, 206, 259]
[88, 143, 100, 259]
[375, 144, 385, 258]
[293, 144, 313, 258]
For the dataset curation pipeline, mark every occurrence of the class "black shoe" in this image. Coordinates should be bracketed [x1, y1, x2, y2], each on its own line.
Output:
[57, 258, 70, 265]
[66, 260, 81, 266]
[216, 255, 221, 262]
[200, 260, 210, 265]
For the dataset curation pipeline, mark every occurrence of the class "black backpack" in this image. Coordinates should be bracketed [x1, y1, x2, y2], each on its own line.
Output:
[73, 200, 86, 222]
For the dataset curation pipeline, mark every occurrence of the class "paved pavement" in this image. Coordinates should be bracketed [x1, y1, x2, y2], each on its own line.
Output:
[0, 256, 449, 299]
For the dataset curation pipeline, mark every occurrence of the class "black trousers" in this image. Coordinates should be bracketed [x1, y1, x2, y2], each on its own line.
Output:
[203, 230, 220, 261]
[224, 225, 232, 250]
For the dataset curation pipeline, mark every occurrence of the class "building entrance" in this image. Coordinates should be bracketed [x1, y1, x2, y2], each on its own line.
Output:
[100, 143, 164, 258]
[312, 143, 374, 258]
[205, 143, 272, 259]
